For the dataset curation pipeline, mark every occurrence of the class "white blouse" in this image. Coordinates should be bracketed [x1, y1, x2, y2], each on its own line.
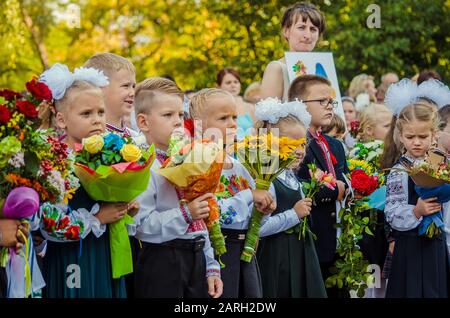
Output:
[259, 170, 302, 238]
[385, 163, 423, 231]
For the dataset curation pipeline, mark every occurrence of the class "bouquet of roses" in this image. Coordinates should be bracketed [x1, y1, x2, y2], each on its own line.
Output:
[298, 163, 337, 240]
[74, 132, 155, 278]
[236, 133, 306, 262]
[347, 159, 383, 197]
[348, 138, 386, 211]
[0, 79, 78, 208]
[158, 131, 227, 260]
[324, 159, 378, 297]
[0, 78, 78, 297]
[398, 151, 450, 238]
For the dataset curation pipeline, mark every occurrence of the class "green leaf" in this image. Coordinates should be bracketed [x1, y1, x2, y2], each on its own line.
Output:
[365, 227, 374, 236]
[24, 151, 40, 175]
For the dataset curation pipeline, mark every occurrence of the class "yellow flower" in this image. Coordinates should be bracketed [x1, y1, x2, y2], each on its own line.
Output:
[82, 135, 104, 154]
[278, 136, 304, 160]
[120, 144, 142, 162]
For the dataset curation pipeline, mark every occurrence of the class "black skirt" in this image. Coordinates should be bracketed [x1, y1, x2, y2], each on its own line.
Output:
[219, 229, 262, 298]
[386, 229, 450, 298]
[257, 230, 327, 298]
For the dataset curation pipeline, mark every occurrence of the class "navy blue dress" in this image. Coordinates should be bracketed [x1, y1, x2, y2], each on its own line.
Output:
[42, 186, 126, 298]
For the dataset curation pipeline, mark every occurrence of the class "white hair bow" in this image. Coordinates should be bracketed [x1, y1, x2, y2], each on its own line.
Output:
[384, 78, 450, 116]
[255, 97, 311, 128]
[39, 63, 109, 100]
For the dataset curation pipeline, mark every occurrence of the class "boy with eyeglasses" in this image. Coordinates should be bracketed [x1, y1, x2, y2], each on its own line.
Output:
[288, 75, 349, 297]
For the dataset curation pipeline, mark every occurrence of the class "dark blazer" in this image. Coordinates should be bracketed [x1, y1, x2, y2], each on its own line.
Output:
[296, 132, 349, 263]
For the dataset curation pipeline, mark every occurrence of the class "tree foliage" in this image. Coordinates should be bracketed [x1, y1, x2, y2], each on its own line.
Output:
[1, 0, 448, 92]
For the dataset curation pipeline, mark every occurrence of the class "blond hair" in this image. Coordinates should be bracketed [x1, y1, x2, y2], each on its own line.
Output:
[323, 114, 346, 136]
[243, 82, 262, 104]
[348, 74, 374, 100]
[39, 81, 103, 129]
[84, 53, 135, 78]
[134, 77, 183, 115]
[358, 103, 392, 141]
[189, 88, 235, 119]
[380, 102, 438, 169]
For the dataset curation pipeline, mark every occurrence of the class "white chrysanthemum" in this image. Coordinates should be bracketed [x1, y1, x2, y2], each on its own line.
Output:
[8, 152, 25, 168]
[417, 79, 450, 109]
[47, 170, 66, 198]
[73, 67, 109, 87]
[39, 63, 75, 100]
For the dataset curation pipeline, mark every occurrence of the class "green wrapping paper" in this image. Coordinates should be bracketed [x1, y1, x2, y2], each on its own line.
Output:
[74, 145, 155, 279]
[109, 214, 134, 278]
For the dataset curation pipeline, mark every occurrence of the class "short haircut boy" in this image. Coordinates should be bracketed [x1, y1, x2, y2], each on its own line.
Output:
[134, 77, 184, 115]
[84, 52, 135, 78]
[288, 75, 332, 101]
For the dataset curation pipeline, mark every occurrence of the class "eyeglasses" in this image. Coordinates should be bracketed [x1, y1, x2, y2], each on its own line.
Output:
[303, 98, 338, 109]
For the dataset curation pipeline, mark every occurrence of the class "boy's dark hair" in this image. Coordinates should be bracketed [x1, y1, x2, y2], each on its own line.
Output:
[288, 74, 331, 101]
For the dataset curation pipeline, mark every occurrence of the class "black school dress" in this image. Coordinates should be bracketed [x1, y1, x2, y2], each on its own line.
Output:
[257, 178, 327, 298]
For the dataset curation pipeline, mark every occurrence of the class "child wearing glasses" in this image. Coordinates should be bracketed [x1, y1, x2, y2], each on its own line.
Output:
[288, 75, 349, 298]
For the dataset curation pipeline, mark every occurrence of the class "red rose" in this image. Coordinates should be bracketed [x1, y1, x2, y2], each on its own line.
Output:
[0, 105, 11, 124]
[26, 78, 52, 102]
[184, 119, 194, 137]
[64, 225, 80, 240]
[350, 169, 378, 196]
[16, 100, 38, 118]
[0, 89, 22, 101]
[57, 216, 71, 230]
[43, 217, 57, 232]
[350, 120, 360, 138]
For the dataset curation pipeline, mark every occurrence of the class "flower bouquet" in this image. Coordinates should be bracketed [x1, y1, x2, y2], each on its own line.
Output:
[325, 159, 383, 297]
[398, 150, 450, 238]
[157, 131, 227, 259]
[297, 163, 337, 240]
[236, 133, 306, 262]
[0, 78, 77, 297]
[40, 202, 85, 242]
[74, 132, 155, 278]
